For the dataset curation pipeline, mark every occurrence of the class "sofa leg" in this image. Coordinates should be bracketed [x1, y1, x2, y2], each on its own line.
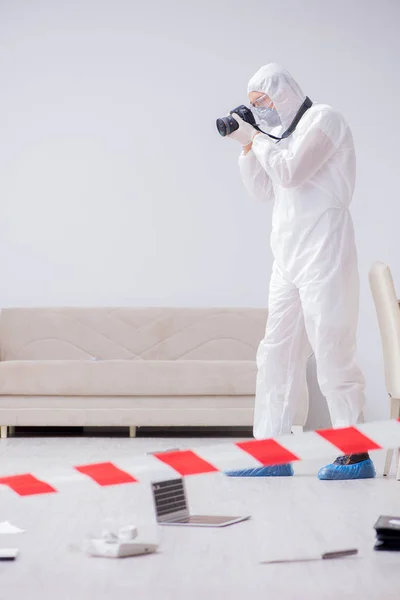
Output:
[1, 426, 7, 439]
[129, 426, 137, 438]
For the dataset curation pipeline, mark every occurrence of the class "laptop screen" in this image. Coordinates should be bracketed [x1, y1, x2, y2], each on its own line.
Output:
[152, 479, 188, 521]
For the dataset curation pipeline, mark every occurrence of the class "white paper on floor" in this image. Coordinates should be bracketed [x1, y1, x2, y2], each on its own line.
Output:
[0, 521, 25, 534]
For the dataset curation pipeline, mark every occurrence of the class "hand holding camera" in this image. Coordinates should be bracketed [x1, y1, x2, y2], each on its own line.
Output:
[216, 105, 259, 146]
[216, 97, 312, 146]
[229, 113, 259, 146]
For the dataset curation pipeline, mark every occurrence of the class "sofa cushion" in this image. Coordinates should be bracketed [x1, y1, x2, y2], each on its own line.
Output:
[0, 360, 256, 397]
[0, 308, 267, 362]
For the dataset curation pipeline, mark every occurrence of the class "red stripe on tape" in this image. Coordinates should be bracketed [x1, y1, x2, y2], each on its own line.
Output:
[75, 462, 138, 486]
[154, 450, 218, 476]
[0, 474, 57, 496]
[317, 426, 382, 454]
[237, 439, 299, 466]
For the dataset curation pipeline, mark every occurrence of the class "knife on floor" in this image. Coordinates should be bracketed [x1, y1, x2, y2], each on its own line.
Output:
[261, 548, 358, 564]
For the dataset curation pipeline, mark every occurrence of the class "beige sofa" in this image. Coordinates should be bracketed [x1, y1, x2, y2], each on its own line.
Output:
[0, 307, 309, 438]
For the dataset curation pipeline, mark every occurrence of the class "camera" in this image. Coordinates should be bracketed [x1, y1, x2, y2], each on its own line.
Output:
[216, 105, 257, 137]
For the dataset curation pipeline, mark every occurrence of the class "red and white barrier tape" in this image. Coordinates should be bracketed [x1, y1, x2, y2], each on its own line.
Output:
[1, 419, 399, 497]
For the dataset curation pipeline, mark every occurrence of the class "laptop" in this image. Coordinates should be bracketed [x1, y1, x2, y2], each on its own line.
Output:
[152, 478, 250, 528]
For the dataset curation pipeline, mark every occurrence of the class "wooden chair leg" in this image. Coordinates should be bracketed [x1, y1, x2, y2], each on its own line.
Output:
[291, 425, 304, 434]
[129, 426, 137, 438]
[396, 450, 400, 481]
[384, 449, 394, 476]
[384, 396, 400, 477]
[389, 396, 400, 419]
[0, 426, 7, 439]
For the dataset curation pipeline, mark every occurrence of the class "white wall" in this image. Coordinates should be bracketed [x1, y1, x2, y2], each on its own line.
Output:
[0, 0, 399, 422]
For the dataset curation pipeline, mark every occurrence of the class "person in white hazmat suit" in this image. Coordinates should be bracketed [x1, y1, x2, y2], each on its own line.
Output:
[225, 64, 375, 480]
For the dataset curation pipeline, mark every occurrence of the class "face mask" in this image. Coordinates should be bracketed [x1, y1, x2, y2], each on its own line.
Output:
[253, 106, 281, 127]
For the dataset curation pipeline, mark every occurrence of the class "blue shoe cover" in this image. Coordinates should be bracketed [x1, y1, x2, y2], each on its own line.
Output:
[318, 459, 376, 480]
[225, 464, 294, 477]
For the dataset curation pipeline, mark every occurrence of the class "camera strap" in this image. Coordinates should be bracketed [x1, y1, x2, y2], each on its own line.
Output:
[256, 96, 313, 142]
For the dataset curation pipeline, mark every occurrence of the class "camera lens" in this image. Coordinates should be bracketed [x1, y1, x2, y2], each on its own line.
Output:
[216, 117, 227, 136]
[216, 115, 239, 137]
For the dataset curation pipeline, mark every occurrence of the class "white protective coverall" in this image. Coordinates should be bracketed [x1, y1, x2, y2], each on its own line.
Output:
[239, 64, 365, 439]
